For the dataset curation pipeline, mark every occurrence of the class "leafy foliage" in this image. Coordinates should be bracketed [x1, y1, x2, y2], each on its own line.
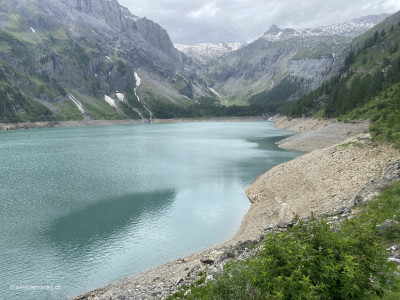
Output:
[355, 181, 400, 243]
[170, 215, 398, 300]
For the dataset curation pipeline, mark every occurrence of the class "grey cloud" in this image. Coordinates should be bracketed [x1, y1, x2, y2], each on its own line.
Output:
[118, 0, 400, 45]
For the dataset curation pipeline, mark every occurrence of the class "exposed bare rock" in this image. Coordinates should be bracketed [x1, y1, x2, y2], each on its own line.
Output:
[349, 158, 400, 206]
[200, 256, 216, 265]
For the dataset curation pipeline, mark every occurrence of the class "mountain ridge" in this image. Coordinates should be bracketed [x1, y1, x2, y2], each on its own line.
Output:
[0, 0, 211, 123]
[262, 14, 390, 41]
[0, 1, 396, 123]
[195, 14, 389, 105]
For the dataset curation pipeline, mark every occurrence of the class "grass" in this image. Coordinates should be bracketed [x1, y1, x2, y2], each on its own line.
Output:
[355, 181, 400, 243]
[56, 101, 84, 121]
[336, 141, 367, 149]
[70, 92, 125, 120]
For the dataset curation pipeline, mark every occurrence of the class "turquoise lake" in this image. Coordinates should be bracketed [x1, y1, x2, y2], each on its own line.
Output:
[0, 121, 300, 299]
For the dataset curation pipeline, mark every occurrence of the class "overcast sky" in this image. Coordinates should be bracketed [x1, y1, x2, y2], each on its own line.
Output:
[118, 0, 400, 45]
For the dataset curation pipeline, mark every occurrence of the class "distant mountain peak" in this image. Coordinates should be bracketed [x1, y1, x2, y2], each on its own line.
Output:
[262, 14, 390, 42]
[175, 42, 247, 63]
[267, 24, 280, 33]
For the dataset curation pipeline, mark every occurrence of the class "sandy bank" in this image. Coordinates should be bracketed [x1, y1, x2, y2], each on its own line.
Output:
[76, 116, 400, 300]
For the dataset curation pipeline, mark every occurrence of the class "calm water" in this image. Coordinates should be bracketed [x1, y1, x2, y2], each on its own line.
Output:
[0, 121, 299, 299]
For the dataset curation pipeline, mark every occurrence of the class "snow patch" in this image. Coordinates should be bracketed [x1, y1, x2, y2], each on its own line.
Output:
[30, 27, 35, 33]
[116, 93, 125, 102]
[134, 72, 141, 87]
[67, 93, 85, 114]
[133, 72, 153, 122]
[106, 56, 110, 60]
[208, 87, 221, 98]
[104, 95, 117, 108]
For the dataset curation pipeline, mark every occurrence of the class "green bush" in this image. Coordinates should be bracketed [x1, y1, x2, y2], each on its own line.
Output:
[173, 217, 397, 299]
[248, 218, 396, 299]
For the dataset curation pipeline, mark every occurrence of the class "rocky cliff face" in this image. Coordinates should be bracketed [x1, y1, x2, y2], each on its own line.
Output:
[185, 15, 389, 104]
[0, 0, 205, 122]
[34, 0, 182, 74]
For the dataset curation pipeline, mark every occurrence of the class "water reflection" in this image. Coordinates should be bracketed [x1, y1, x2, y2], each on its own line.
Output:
[46, 190, 176, 250]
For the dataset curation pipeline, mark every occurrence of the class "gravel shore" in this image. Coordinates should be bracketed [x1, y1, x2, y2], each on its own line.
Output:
[75, 116, 400, 300]
[0, 117, 265, 131]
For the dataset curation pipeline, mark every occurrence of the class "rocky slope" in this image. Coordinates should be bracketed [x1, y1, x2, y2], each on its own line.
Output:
[0, 0, 210, 122]
[188, 15, 389, 104]
[0, 2, 392, 122]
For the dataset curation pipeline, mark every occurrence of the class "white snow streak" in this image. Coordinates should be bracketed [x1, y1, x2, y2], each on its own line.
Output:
[104, 95, 117, 108]
[67, 93, 85, 114]
[208, 87, 221, 98]
[116, 93, 125, 102]
[134, 72, 141, 86]
[133, 108, 146, 123]
[30, 27, 35, 33]
[133, 72, 152, 122]
[106, 56, 111, 60]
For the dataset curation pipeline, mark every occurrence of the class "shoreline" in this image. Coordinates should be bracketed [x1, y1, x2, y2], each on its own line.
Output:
[0, 116, 266, 131]
[75, 116, 399, 300]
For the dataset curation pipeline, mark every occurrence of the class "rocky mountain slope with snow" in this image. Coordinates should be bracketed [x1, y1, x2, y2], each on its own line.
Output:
[175, 42, 247, 64]
[262, 15, 389, 42]
[0, 1, 393, 122]
[0, 0, 209, 123]
[189, 15, 389, 105]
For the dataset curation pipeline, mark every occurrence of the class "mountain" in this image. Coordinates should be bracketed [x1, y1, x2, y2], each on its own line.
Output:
[262, 15, 389, 41]
[0, 2, 394, 123]
[285, 11, 400, 146]
[187, 15, 389, 106]
[0, 0, 208, 123]
[175, 42, 247, 64]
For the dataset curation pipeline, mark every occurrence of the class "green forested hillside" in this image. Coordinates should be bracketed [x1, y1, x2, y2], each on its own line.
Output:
[248, 76, 304, 114]
[285, 13, 400, 146]
[0, 62, 54, 122]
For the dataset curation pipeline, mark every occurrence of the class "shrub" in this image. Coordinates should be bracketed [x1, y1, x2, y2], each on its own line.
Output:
[174, 217, 397, 299]
[247, 218, 396, 299]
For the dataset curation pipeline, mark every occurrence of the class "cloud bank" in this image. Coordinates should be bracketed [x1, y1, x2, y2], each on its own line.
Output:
[118, 0, 400, 45]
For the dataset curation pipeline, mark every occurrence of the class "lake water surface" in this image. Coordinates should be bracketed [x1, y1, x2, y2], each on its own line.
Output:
[0, 121, 300, 299]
